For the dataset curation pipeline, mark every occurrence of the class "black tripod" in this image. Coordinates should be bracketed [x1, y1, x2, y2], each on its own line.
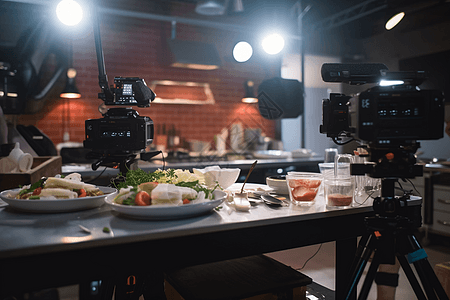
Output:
[344, 178, 449, 300]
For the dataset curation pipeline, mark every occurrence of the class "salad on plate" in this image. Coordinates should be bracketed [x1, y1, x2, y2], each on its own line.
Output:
[15, 173, 104, 200]
[111, 168, 221, 207]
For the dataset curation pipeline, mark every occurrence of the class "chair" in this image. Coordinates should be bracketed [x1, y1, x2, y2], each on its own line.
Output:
[164, 255, 312, 300]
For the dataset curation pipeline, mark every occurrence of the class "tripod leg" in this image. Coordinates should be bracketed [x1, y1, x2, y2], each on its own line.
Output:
[347, 234, 371, 278]
[414, 258, 450, 300]
[358, 248, 383, 300]
[344, 234, 376, 300]
[397, 255, 427, 300]
[405, 234, 450, 300]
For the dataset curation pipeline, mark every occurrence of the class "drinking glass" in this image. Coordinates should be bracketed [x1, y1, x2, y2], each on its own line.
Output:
[324, 148, 338, 164]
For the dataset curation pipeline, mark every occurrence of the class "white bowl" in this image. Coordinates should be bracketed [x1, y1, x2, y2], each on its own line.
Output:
[266, 175, 289, 195]
[193, 166, 241, 189]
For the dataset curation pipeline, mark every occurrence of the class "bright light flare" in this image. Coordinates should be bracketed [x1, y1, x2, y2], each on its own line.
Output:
[261, 33, 285, 55]
[379, 80, 404, 86]
[385, 12, 405, 30]
[56, 0, 83, 26]
[233, 41, 253, 62]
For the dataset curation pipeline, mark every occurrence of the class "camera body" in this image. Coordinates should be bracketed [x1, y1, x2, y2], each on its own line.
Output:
[320, 63, 445, 146]
[321, 85, 444, 144]
[84, 107, 153, 153]
[84, 77, 156, 155]
[320, 63, 445, 180]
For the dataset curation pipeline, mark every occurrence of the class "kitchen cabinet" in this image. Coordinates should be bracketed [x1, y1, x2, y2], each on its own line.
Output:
[430, 184, 450, 236]
[420, 165, 450, 241]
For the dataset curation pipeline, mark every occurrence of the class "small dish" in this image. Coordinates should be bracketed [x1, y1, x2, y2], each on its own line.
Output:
[193, 166, 240, 189]
[266, 175, 289, 195]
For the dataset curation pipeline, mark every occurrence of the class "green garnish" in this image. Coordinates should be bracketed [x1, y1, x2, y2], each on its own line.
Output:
[103, 227, 110, 233]
[19, 179, 45, 195]
[113, 169, 177, 190]
[122, 196, 136, 206]
[175, 180, 220, 199]
[29, 196, 40, 200]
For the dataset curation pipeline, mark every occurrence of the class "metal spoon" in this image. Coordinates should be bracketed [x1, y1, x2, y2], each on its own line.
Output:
[241, 160, 258, 193]
[261, 194, 287, 206]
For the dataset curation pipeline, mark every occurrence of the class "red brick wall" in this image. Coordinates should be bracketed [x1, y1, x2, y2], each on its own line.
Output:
[17, 2, 279, 150]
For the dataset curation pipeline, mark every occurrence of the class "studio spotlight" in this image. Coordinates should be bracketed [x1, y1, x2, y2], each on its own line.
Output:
[233, 41, 253, 63]
[56, 0, 83, 26]
[262, 33, 285, 55]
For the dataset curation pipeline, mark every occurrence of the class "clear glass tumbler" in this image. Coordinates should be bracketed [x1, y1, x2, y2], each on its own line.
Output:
[286, 172, 323, 206]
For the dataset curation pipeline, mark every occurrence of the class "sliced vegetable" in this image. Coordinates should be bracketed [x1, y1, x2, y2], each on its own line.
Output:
[135, 191, 151, 206]
[78, 189, 87, 198]
[183, 198, 190, 205]
[19, 178, 45, 195]
[32, 187, 42, 196]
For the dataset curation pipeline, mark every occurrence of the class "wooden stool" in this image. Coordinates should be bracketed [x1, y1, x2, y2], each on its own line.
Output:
[165, 255, 312, 300]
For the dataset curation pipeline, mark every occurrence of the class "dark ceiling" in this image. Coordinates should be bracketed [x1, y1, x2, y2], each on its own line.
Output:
[154, 0, 450, 40]
[1, 0, 449, 52]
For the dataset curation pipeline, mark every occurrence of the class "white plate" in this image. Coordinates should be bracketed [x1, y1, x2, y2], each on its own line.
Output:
[0, 186, 117, 213]
[105, 190, 226, 220]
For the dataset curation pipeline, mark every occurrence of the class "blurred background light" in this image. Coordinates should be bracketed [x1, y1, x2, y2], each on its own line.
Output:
[56, 0, 83, 26]
[385, 12, 405, 30]
[261, 33, 285, 55]
[233, 41, 253, 62]
[379, 80, 404, 86]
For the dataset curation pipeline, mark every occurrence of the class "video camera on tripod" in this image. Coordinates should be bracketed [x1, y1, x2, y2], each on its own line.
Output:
[319, 63, 448, 300]
[320, 63, 445, 212]
[82, 4, 156, 173]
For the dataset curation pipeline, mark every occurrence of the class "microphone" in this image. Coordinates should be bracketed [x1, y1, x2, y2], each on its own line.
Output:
[321, 63, 389, 85]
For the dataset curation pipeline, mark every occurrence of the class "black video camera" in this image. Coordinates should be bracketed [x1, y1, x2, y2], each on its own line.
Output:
[320, 63, 444, 145]
[83, 77, 155, 156]
[319, 63, 445, 179]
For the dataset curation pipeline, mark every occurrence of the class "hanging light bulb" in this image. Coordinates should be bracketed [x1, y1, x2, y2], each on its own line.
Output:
[60, 68, 81, 99]
[242, 80, 258, 103]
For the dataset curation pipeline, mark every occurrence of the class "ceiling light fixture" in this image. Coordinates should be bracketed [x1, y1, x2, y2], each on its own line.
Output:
[60, 39, 81, 99]
[60, 68, 81, 98]
[167, 21, 221, 70]
[242, 80, 258, 103]
[385, 11, 405, 30]
[195, 1, 227, 16]
[233, 0, 244, 13]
